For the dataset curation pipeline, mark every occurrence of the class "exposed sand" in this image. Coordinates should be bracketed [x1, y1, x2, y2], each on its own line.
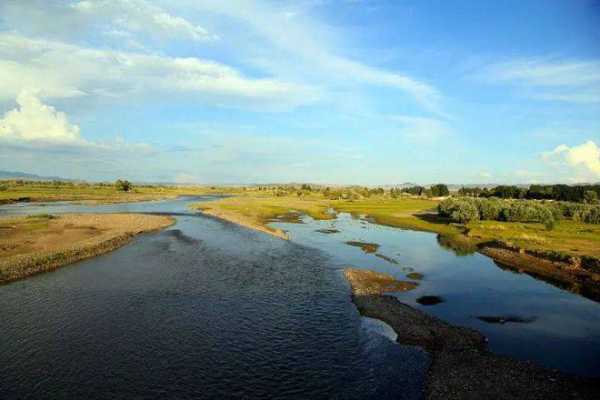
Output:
[200, 208, 289, 240]
[344, 268, 600, 400]
[0, 213, 174, 284]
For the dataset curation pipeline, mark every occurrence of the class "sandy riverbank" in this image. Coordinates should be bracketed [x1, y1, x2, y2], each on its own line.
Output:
[344, 268, 600, 400]
[199, 208, 289, 239]
[0, 213, 174, 284]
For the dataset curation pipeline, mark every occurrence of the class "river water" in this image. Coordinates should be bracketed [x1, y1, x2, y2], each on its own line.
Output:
[0, 197, 427, 400]
[1, 196, 599, 399]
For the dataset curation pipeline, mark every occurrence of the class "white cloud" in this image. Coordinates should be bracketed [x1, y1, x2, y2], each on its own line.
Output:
[485, 59, 600, 104]
[0, 1, 442, 114]
[543, 141, 600, 178]
[490, 60, 600, 87]
[0, 33, 319, 109]
[179, 0, 442, 113]
[71, 0, 217, 42]
[0, 0, 216, 44]
[0, 90, 82, 143]
[0, 91, 156, 158]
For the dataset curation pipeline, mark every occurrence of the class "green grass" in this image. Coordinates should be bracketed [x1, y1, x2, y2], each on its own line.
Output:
[331, 198, 460, 235]
[466, 219, 600, 258]
[195, 194, 333, 225]
[0, 182, 235, 204]
[194, 194, 600, 259]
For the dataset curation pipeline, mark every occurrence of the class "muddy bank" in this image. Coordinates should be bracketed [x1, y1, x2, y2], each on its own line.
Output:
[345, 241, 380, 254]
[479, 243, 600, 302]
[0, 213, 174, 284]
[344, 268, 600, 399]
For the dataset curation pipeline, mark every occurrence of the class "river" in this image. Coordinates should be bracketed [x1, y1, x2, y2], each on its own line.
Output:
[1, 196, 599, 399]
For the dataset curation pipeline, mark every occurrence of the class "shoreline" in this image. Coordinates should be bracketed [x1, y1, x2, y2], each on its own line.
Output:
[195, 200, 600, 300]
[344, 268, 600, 399]
[479, 243, 600, 301]
[0, 213, 174, 285]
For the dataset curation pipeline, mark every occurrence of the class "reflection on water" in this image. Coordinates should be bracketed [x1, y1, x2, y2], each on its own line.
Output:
[0, 198, 428, 399]
[436, 233, 478, 256]
[271, 213, 600, 377]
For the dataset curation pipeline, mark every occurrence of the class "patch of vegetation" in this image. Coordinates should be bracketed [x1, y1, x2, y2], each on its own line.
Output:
[193, 190, 600, 259]
[458, 184, 600, 203]
[26, 213, 57, 220]
[0, 179, 232, 204]
[345, 241, 380, 253]
[315, 228, 340, 234]
[406, 272, 424, 280]
[115, 179, 133, 192]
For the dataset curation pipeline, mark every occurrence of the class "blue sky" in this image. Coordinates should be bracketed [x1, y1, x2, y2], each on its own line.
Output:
[0, 0, 599, 184]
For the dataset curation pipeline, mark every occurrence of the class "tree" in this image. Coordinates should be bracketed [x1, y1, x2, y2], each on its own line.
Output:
[402, 186, 425, 196]
[430, 184, 449, 197]
[584, 190, 598, 204]
[115, 179, 133, 192]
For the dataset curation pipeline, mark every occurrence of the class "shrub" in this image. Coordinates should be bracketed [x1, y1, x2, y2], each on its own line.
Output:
[438, 197, 600, 225]
[475, 198, 503, 220]
[438, 198, 479, 223]
[430, 184, 449, 197]
[584, 190, 598, 204]
[115, 179, 133, 192]
[574, 206, 600, 224]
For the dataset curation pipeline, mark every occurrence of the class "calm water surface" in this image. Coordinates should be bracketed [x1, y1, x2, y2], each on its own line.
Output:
[271, 213, 600, 376]
[0, 197, 427, 399]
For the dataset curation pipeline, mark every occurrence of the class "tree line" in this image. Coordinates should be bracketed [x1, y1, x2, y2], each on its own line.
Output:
[458, 184, 600, 204]
[438, 197, 600, 228]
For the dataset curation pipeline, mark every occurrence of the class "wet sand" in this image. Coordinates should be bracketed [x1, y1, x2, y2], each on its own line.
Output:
[344, 268, 600, 399]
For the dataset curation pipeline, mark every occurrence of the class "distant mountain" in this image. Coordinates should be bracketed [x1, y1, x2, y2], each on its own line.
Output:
[0, 170, 70, 181]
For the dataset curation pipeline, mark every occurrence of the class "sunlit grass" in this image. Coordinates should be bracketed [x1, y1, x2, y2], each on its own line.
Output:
[194, 194, 600, 259]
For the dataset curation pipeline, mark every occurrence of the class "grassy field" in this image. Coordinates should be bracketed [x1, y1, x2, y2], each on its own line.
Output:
[332, 198, 459, 235]
[194, 193, 334, 238]
[0, 213, 174, 284]
[465, 219, 600, 258]
[194, 194, 600, 259]
[0, 181, 236, 204]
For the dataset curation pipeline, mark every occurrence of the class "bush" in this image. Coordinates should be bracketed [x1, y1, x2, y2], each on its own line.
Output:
[438, 197, 600, 225]
[0, 184, 7, 191]
[115, 179, 133, 192]
[499, 202, 554, 223]
[438, 198, 479, 223]
[584, 190, 598, 204]
[543, 216, 556, 231]
[475, 198, 503, 220]
[430, 184, 449, 197]
[574, 206, 600, 224]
